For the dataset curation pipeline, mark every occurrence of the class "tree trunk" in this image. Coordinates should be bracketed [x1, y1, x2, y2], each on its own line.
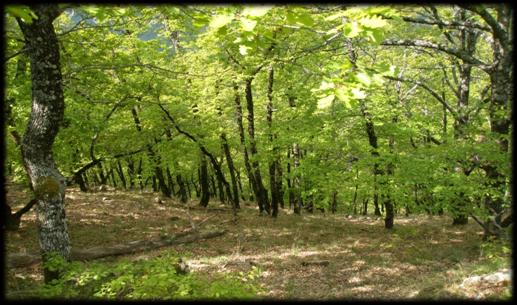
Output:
[266, 65, 279, 217]
[97, 163, 108, 185]
[216, 171, 226, 203]
[331, 191, 338, 214]
[221, 133, 240, 209]
[451, 13, 477, 225]
[477, 6, 513, 235]
[361, 101, 393, 229]
[127, 158, 135, 189]
[287, 148, 295, 210]
[199, 152, 210, 207]
[233, 83, 260, 210]
[131, 107, 171, 197]
[76, 173, 88, 192]
[276, 159, 284, 209]
[17, 5, 71, 283]
[245, 78, 270, 215]
[116, 160, 127, 190]
[209, 174, 217, 198]
[236, 169, 247, 201]
[191, 174, 200, 198]
[108, 166, 117, 188]
[166, 167, 175, 197]
[176, 174, 188, 203]
[292, 143, 303, 215]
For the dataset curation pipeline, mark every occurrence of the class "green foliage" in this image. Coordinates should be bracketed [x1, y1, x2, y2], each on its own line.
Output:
[6, 6, 38, 23]
[4, 4, 510, 227]
[36, 252, 261, 300]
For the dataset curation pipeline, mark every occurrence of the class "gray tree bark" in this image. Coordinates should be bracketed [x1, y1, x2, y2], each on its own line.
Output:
[16, 4, 71, 283]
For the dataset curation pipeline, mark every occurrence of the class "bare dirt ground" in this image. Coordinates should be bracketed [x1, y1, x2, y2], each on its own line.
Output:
[4, 183, 512, 300]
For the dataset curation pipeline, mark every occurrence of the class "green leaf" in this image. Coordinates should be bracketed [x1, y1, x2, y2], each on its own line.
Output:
[343, 22, 361, 38]
[317, 94, 335, 109]
[192, 16, 210, 28]
[296, 12, 315, 26]
[324, 11, 347, 21]
[351, 88, 366, 99]
[7, 6, 38, 23]
[210, 14, 233, 29]
[240, 18, 257, 31]
[367, 28, 384, 44]
[319, 81, 335, 90]
[242, 6, 272, 17]
[359, 16, 387, 28]
[286, 12, 297, 24]
[239, 45, 249, 56]
[356, 72, 371, 86]
[335, 87, 352, 109]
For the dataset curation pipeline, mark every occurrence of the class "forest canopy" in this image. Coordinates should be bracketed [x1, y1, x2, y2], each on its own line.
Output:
[3, 3, 513, 299]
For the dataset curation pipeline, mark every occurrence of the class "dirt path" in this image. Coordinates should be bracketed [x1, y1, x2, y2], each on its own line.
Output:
[5, 186, 512, 299]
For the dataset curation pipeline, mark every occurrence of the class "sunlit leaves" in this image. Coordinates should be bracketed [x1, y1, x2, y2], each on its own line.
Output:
[241, 6, 272, 17]
[317, 94, 334, 109]
[6, 6, 38, 23]
[343, 22, 361, 38]
[240, 18, 257, 31]
[239, 45, 249, 56]
[355, 72, 371, 86]
[210, 14, 234, 29]
[286, 10, 315, 27]
[351, 87, 366, 99]
[359, 15, 387, 28]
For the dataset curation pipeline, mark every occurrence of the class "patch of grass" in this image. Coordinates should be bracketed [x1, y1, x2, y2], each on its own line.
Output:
[7, 252, 261, 300]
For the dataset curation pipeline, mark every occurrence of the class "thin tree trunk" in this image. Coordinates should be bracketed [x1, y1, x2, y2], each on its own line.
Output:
[131, 107, 171, 197]
[176, 174, 188, 203]
[166, 167, 175, 197]
[116, 160, 127, 190]
[266, 65, 279, 217]
[127, 158, 135, 189]
[287, 148, 295, 210]
[109, 166, 117, 188]
[292, 143, 303, 215]
[236, 169, 247, 201]
[245, 78, 270, 215]
[331, 191, 338, 214]
[221, 133, 240, 209]
[233, 83, 260, 210]
[199, 152, 210, 207]
[76, 172, 88, 192]
[276, 159, 284, 209]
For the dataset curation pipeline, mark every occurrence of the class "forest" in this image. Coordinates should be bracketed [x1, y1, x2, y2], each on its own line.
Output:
[3, 4, 513, 300]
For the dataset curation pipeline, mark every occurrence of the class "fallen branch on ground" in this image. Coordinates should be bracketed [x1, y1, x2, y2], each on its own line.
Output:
[7, 228, 226, 268]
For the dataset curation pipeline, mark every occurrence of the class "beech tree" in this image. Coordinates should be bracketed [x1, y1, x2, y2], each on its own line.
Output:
[14, 4, 71, 282]
[4, 4, 512, 238]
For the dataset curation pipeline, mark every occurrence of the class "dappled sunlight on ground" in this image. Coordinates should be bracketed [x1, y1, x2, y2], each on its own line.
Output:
[5, 184, 512, 300]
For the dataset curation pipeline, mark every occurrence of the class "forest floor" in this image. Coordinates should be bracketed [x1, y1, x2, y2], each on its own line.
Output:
[4, 182, 512, 300]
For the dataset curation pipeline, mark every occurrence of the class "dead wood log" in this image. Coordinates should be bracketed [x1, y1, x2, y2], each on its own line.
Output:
[7, 229, 226, 268]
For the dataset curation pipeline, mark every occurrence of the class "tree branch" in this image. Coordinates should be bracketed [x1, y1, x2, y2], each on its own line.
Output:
[379, 13, 490, 32]
[381, 38, 490, 70]
[461, 4, 509, 47]
[384, 75, 458, 118]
